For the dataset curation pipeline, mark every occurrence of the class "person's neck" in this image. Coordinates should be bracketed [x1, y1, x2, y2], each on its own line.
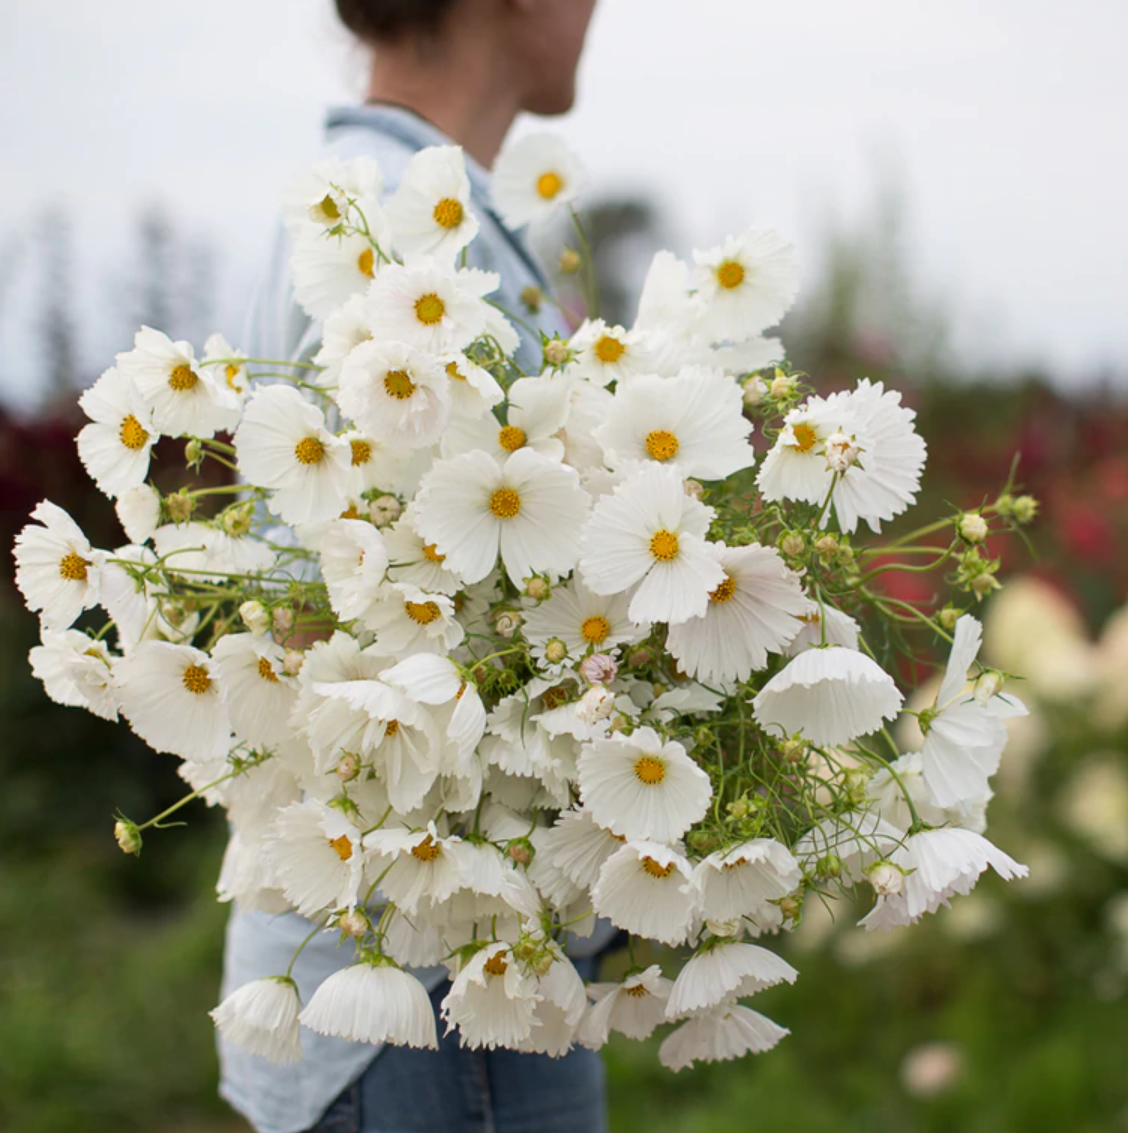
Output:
[365, 39, 521, 168]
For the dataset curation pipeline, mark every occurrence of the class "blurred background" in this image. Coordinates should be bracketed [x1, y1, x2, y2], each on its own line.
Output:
[2, 1, 1127, 1130]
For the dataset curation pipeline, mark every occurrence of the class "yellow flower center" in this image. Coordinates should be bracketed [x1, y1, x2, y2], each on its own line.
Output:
[385, 719, 400, 737]
[536, 171, 563, 200]
[340, 504, 362, 520]
[225, 363, 243, 390]
[119, 414, 149, 451]
[350, 439, 373, 466]
[445, 361, 467, 381]
[641, 856, 675, 878]
[257, 656, 280, 683]
[645, 429, 679, 462]
[422, 543, 446, 563]
[181, 664, 212, 695]
[58, 551, 89, 582]
[411, 833, 441, 861]
[789, 423, 818, 453]
[414, 293, 446, 326]
[542, 685, 572, 710]
[581, 615, 610, 644]
[433, 197, 464, 229]
[709, 574, 737, 604]
[384, 370, 416, 400]
[633, 755, 666, 785]
[168, 364, 198, 392]
[357, 248, 375, 278]
[649, 529, 679, 562]
[624, 984, 651, 999]
[405, 600, 442, 625]
[329, 834, 353, 861]
[498, 425, 527, 452]
[716, 260, 745, 290]
[489, 488, 521, 520]
[593, 335, 626, 365]
[483, 953, 509, 977]
[294, 436, 325, 465]
[317, 193, 341, 221]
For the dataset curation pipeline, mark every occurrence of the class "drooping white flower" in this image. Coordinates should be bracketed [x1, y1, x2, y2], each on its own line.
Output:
[516, 952, 588, 1058]
[201, 333, 251, 403]
[114, 640, 231, 760]
[385, 144, 479, 263]
[595, 367, 754, 480]
[667, 543, 808, 684]
[76, 367, 158, 498]
[210, 633, 298, 750]
[14, 501, 106, 632]
[319, 518, 390, 623]
[751, 646, 903, 746]
[568, 319, 654, 388]
[659, 1002, 789, 1071]
[691, 839, 803, 925]
[491, 133, 585, 229]
[29, 630, 118, 721]
[592, 840, 697, 946]
[301, 961, 438, 1049]
[578, 727, 712, 844]
[534, 807, 623, 893]
[693, 227, 799, 341]
[413, 448, 590, 586]
[383, 508, 466, 596]
[579, 463, 724, 626]
[210, 977, 303, 1065]
[233, 385, 352, 526]
[360, 582, 464, 654]
[283, 154, 384, 239]
[437, 352, 504, 418]
[579, 966, 674, 1048]
[665, 942, 798, 1019]
[441, 943, 542, 1049]
[363, 823, 467, 913]
[336, 340, 452, 450]
[115, 484, 161, 544]
[783, 600, 860, 656]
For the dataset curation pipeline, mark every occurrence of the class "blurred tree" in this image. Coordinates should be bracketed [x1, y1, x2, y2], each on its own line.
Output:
[35, 206, 79, 400]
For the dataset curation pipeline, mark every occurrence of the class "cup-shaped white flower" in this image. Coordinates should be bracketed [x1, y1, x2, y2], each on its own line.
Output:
[14, 501, 105, 632]
[210, 976, 302, 1065]
[76, 367, 158, 498]
[363, 824, 467, 913]
[667, 543, 808, 684]
[383, 508, 465, 596]
[592, 840, 697, 946]
[579, 463, 725, 626]
[491, 133, 586, 229]
[691, 839, 802, 924]
[300, 960, 439, 1049]
[659, 1001, 790, 1071]
[359, 582, 464, 654]
[413, 448, 590, 586]
[441, 943, 541, 1049]
[234, 385, 352, 526]
[534, 807, 623, 892]
[751, 646, 903, 747]
[385, 144, 479, 264]
[577, 727, 712, 844]
[114, 641, 231, 760]
[319, 518, 390, 622]
[211, 633, 297, 749]
[579, 965, 674, 1048]
[29, 630, 118, 721]
[666, 942, 798, 1019]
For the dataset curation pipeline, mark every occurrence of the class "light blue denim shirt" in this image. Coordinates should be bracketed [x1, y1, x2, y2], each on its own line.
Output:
[218, 105, 611, 1133]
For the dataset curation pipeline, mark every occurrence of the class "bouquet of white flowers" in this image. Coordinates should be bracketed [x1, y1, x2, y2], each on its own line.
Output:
[12, 135, 1037, 1070]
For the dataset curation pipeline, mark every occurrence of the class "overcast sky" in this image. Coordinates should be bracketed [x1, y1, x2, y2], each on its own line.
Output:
[2, 0, 1126, 408]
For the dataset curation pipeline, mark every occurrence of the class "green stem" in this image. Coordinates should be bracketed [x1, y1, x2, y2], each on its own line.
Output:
[285, 916, 332, 979]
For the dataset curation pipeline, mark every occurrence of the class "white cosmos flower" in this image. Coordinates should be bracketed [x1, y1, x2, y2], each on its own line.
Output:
[336, 340, 451, 450]
[211, 633, 297, 749]
[579, 965, 674, 1048]
[578, 727, 712, 844]
[291, 228, 384, 320]
[592, 840, 697, 946]
[783, 600, 860, 656]
[919, 615, 1028, 809]
[413, 448, 590, 586]
[29, 630, 118, 721]
[363, 823, 467, 913]
[437, 352, 504, 418]
[667, 543, 808, 684]
[360, 582, 464, 653]
[115, 484, 161, 544]
[301, 961, 438, 1049]
[366, 260, 495, 354]
[114, 640, 231, 759]
[116, 327, 238, 438]
[76, 367, 157, 498]
[515, 954, 588, 1059]
[522, 572, 649, 669]
[693, 227, 800, 341]
[283, 154, 384, 238]
[567, 319, 654, 387]
[579, 463, 724, 626]
[385, 144, 479, 263]
[14, 501, 106, 632]
[867, 752, 974, 833]
[859, 827, 1028, 931]
[210, 977, 302, 1065]
[383, 508, 465, 596]
[659, 1002, 789, 1071]
[595, 367, 754, 481]
[441, 943, 541, 1050]
[751, 646, 903, 746]
[267, 799, 367, 918]
[666, 943, 798, 1019]
[233, 385, 352, 526]
[491, 133, 585, 229]
[691, 839, 802, 926]
[201, 332, 251, 403]
[534, 807, 623, 892]
[151, 522, 273, 583]
[313, 294, 373, 389]
[319, 518, 390, 622]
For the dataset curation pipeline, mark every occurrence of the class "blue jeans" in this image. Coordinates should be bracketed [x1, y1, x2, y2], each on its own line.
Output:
[307, 978, 607, 1133]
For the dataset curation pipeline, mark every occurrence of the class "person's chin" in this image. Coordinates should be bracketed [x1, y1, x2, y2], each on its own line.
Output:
[523, 84, 577, 118]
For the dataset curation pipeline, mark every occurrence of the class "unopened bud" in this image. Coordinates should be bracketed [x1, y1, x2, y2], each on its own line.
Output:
[337, 908, 369, 938]
[814, 533, 838, 557]
[507, 841, 533, 866]
[270, 608, 294, 637]
[222, 501, 255, 537]
[184, 438, 204, 466]
[166, 489, 195, 523]
[825, 431, 859, 473]
[706, 918, 741, 938]
[283, 649, 305, 676]
[683, 479, 704, 501]
[577, 685, 615, 724]
[239, 600, 269, 636]
[520, 285, 543, 313]
[971, 572, 1002, 599]
[369, 495, 401, 527]
[868, 861, 904, 897]
[336, 752, 361, 782]
[779, 736, 807, 765]
[742, 376, 767, 407]
[544, 338, 569, 367]
[627, 646, 655, 668]
[779, 531, 805, 558]
[973, 670, 1003, 705]
[580, 653, 619, 685]
[544, 639, 568, 664]
[727, 798, 752, 819]
[114, 818, 142, 856]
[494, 611, 521, 639]
[559, 248, 582, 274]
[817, 853, 843, 880]
[524, 577, 550, 601]
[530, 951, 555, 977]
[938, 605, 961, 632]
[778, 894, 802, 920]
[769, 371, 795, 399]
[1012, 494, 1039, 524]
[958, 512, 989, 544]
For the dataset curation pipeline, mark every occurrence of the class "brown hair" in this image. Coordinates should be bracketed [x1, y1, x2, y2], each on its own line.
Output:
[335, 0, 460, 41]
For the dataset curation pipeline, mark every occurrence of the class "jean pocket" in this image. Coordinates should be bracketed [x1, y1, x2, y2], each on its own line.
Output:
[309, 1080, 361, 1133]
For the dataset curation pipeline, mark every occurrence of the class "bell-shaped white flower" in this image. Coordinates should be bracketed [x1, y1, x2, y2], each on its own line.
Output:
[441, 943, 541, 1049]
[666, 942, 798, 1019]
[579, 965, 673, 1048]
[210, 976, 302, 1065]
[691, 839, 802, 925]
[592, 840, 697, 946]
[659, 1001, 789, 1071]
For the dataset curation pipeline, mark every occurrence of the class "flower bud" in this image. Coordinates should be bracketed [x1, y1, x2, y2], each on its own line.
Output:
[814, 533, 838, 557]
[166, 489, 195, 523]
[524, 577, 550, 601]
[741, 376, 767, 406]
[283, 649, 305, 676]
[779, 531, 805, 558]
[938, 605, 961, 632]
[520, 285, 543, 313]
[221, 501, 255, 537]
[337, 908, 369, 938]
[494, 611, 522, 639]
[114, 818, 142, 856]
[973, 669, 1003, 705]
[627, 646, 655, 668]
[868, 861, 904, 897]
[705, 918, 741, 939]
[816, 853, 843, 880]
[971, 572, 1002, 599]
[272, 607, 295, 636]
[369, 495, 401, 527]
[559, 248, 582, 274]
[544, 639, 568, 664]
[239, 600, 270, 636]
[779, 736, 808, 765]
[958, 512, 989, 544]
[580, 653, 619, 685]
[778, 895, 802, 920]
[544, 338, 569, 367]
[507, 841, 533, 866]
[727, 798, 752, 819]
[184, 438, 203, 466]
[825, 431, 859, 473]
[683, 479, 705, 501]
[1012, 494, 1039, 524]
[769, 371, 795, 399]
[577, 685, 615, 724]
[336, 752, 361, 782]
